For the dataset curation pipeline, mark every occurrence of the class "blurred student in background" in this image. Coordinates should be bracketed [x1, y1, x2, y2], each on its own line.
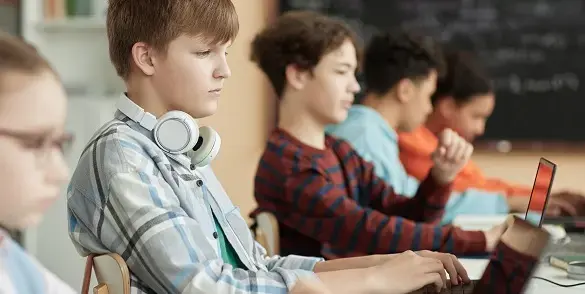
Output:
[0, 31, 75, 293]
[327, 31, 515, 224]
[398, 48, 585, 216]
[251, 11, 507, 262]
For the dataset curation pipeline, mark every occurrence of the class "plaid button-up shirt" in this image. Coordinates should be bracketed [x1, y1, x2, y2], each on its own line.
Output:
[67, 111, 321, 294]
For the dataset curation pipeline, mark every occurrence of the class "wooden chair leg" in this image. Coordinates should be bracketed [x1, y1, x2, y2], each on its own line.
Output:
[93, 283, 109, 294]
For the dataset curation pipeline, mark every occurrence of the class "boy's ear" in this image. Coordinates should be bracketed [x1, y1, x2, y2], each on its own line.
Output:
[131, 42, 155, 76]
[285, 64, 310, 91]
[395, 78, 415, 104]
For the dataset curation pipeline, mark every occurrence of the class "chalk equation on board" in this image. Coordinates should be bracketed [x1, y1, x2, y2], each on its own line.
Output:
[494, 73, 579, 94]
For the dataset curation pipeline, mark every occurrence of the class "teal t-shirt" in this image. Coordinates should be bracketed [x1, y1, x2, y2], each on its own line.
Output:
[212, 214, 245, 269]
[326, 105, 510, 224]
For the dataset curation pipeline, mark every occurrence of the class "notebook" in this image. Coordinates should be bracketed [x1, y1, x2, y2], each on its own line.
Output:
[410, 158, 557, 294]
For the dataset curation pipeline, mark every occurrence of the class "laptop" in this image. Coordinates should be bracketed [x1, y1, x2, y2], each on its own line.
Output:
[525, 157, 556, 227]
[541, 158, 585, 228]
[411, 157, 557, 293]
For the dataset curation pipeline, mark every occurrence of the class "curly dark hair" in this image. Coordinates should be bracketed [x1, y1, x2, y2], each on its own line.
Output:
[250, 10, 361, 97]
[364, 30, 445, 96]
[431, 48, 493, 105]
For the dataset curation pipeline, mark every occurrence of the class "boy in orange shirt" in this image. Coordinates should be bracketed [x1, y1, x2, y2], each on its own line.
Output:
[398, 49, 584, 215]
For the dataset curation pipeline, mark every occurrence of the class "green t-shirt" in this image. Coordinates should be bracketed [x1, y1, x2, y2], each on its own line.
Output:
[212, 213, 246, 269]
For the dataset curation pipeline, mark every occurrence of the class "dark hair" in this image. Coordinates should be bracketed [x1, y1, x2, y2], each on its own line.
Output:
[364, 30, 445, 95]
[431, 48, 493, 105]
[0, 31, 55, 92]
[250, 10, 361, 97]
[107, 0, 239, 79]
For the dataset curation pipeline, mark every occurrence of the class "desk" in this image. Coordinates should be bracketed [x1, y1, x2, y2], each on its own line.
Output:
[460, 259, 585, 293]
[453, 216, 585, 293]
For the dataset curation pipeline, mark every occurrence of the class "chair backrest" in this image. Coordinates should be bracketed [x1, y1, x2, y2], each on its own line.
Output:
[82, 253, 130, 294]
[254, 211, 280, 256]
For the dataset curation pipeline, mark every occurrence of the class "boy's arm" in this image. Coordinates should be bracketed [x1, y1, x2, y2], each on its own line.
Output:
[73, 171, 316, 294]
[332, 128, 422, 197]
[368, 129, 478, 223]
[473, 216, 550, 294]
[283, 168, 486, 256]
[360, 154, 453, 223]
[342, 132, 509, 221]
[255, 241, 323, 272]
[440, 189, 510, 225]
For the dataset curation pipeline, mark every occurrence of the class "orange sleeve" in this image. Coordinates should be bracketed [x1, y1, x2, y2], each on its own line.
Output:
[398, 127, 437, 181]
[399, 127, 546, 201]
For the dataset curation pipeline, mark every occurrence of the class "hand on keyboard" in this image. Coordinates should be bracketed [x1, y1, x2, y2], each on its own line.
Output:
[371, 250, 447, 293]
[415, 250, 471, 285]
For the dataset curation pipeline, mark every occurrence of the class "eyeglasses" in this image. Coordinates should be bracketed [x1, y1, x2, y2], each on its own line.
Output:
[0, 128, 74, 165]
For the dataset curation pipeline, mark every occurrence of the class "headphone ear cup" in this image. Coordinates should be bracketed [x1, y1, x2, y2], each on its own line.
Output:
[153, 111, 199, 154]
[190, 126, 221, 167]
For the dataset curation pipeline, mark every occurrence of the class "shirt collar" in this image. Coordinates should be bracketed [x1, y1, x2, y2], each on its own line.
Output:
[348, 105, 398, 141]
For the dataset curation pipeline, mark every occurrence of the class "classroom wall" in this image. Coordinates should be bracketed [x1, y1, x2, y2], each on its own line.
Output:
[199, 0, 278, 217]
[473, 152, 585, 194]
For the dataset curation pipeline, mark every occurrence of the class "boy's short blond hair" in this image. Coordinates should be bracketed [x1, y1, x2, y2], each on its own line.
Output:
[107, 0, 239, 79]
[0, 31, 55, 93]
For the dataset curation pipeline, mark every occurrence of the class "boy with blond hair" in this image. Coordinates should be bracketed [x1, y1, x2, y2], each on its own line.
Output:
[67, 1, 471, 293]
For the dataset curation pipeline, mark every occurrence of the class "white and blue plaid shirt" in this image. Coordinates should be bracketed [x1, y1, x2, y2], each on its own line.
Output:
[67, 110, 321, 293]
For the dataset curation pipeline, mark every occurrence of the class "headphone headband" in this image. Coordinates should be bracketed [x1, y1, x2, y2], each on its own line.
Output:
[116, 94, 157, 130]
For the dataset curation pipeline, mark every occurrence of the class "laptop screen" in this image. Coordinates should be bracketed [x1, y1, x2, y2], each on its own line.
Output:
[525, 158, 556, 227]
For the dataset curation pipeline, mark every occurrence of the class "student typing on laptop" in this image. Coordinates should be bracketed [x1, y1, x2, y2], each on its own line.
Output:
[417, 158, 557, 293]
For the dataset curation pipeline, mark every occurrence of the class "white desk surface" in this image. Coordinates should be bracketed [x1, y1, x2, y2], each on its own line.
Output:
[460, 258, 585, 293]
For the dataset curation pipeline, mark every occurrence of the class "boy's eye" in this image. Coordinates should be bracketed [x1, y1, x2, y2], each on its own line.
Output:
[195, 50, 211, 57]
[21, 136, 45, 149]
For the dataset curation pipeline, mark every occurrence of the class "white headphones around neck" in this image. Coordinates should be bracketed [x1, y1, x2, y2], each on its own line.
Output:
[116, 94, 221, 168]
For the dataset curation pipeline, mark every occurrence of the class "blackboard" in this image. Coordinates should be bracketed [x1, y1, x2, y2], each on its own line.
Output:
[281, 0, 585, 146]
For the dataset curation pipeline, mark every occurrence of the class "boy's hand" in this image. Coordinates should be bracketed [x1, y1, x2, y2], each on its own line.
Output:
[415, 250, 471, 285]
[484, 220, 510, 252]
[430, 128, 474, 184]
[369, 250, 447, 293]
[548, 191, 585, 216]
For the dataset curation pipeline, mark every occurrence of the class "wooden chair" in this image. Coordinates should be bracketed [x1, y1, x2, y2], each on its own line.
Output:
[252, 211, 280, 256]
[82, 253, 131, 294]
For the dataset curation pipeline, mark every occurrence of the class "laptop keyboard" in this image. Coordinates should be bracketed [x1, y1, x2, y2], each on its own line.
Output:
[410, 280, 479, 293]
[409, 233, 585, 293]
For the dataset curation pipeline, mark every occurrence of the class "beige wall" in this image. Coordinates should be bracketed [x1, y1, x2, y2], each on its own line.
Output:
[473, 151, 585, 194]
[200, 1, 585, 221]
[199, 0, 277, 218]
